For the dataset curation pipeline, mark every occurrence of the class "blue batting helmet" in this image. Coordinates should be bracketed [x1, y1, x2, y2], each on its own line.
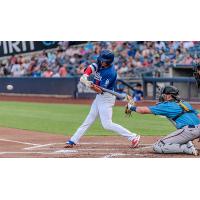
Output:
[97, 50, 114, 65]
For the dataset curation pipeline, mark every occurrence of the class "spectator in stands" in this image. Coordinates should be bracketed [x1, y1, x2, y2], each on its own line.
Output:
[175, 49, 184, 64]
[0, 61, 6, 76]
[43, 67, 53, 77]
[132, 83, 144, 102]
[30, 65, 40, 77]
[153, 54, 162, 67]
[142, 58, 151, 67]
[0, 41, 198, 78]
[118, 62, 129, 77]
[182, 54, 193, 65]
[9, 55, 17, 65]
[76, 63, 85, 75]
[11, 61, 22, 77]
[183, 41, 194, 49]
[167, 48, 176, 60]
[59, 64, 68, 77]
[116, 82, 126, 94]
[155, 41, 166, 51]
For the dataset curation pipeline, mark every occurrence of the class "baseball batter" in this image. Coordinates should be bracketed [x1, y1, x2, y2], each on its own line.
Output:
[65, 50, 140, 148]
[125, 85, 200, 156]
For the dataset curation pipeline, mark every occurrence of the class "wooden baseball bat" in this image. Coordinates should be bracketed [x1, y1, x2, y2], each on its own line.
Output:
[99, 86, 126, 100]
[99, 86, 134, 104]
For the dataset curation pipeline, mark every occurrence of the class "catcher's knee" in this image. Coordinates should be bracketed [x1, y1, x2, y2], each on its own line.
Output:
[153, 142, 164, 154]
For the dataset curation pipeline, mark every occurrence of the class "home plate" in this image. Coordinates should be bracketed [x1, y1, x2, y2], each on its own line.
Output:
[55, 150, 78, 154]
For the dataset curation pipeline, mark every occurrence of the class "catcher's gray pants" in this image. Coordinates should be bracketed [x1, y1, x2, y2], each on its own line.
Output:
[153, 125, 200, 155]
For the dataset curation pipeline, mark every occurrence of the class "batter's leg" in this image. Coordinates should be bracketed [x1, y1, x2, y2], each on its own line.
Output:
[98, 101, 138, 141]
[69, 99, 99, 144]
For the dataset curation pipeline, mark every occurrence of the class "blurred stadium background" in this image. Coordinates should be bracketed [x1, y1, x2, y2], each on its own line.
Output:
[0, 41, 199, 101]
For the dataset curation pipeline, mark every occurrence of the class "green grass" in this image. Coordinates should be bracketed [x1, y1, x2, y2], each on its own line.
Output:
[0, 101, 177, 136]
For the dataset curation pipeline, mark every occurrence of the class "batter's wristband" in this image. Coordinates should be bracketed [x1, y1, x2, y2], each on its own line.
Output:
[130, 106, 137, 112]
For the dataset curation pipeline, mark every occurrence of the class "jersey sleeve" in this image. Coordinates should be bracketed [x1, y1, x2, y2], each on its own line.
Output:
[84, 63, 98, 76]
[148, 103, 171, 116]
[89, 63, 98, 73]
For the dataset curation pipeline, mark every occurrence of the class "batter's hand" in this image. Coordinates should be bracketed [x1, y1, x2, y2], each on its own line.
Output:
[80, 74, 92, 87]
[90, 83, 103, 94]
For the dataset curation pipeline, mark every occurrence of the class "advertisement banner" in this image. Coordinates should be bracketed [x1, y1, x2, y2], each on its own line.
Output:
[0, 41, 59, 57]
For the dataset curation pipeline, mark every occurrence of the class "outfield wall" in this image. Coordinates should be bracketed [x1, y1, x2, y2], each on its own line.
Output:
[0, 77, 199, 101]
[0, 77, 79, 96]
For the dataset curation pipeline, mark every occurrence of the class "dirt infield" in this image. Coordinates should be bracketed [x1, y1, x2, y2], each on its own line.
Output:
[0, 127, 200, 158]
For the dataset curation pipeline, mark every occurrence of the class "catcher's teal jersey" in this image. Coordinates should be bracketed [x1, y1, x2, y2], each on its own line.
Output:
[149, 101, 200, 129]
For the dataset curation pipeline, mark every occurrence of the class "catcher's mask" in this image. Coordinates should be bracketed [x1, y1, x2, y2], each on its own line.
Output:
[193, 63, 200, 88]
[158, 85, 180, 102]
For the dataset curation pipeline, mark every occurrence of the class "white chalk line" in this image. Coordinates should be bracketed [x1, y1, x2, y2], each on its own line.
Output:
[65, 146, 152, 152]
[24, 142, 152, 150]
[0, 151, 55, 155]
[24, 143, 56, 150]
[26, 146, 152, 151]
[0, 151, 122, 156]
[81, 142, 152, 146]
[23, 144, 153, 158]
[103, 153, 133, 158]
[101, 146, 153, 158]
[0, 138, 40, 146]
[103, 153, 155, 158]
[0, 149, 78, 155]
[0, 139, 153, 157]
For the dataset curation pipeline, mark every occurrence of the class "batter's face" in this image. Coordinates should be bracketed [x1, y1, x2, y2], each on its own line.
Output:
[101, 62, 110, 68]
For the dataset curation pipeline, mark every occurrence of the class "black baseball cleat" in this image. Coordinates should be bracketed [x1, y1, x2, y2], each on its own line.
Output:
[64, 140, 76, 148]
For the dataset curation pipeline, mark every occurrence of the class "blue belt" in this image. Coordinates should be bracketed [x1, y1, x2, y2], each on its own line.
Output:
[188, 125, 196, 128]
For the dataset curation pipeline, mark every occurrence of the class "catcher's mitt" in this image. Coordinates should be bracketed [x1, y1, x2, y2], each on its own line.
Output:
[125, 104, 132, 117]
[124, 96, 135, 117]
[90, 83, 103, 94]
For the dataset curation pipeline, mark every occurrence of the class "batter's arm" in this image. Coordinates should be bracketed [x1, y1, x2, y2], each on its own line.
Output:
[80, 65, 95, 87]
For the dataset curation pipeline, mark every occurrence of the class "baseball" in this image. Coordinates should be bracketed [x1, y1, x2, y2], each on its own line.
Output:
[6, 84, 14, 90]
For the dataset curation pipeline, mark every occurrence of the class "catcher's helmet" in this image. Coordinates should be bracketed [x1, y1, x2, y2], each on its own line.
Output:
[97, 50, 114, 65]
[159, 85, 180, 102]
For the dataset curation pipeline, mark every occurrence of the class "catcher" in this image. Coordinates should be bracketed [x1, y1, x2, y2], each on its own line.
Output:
[65, 50, 140, 148]
[125, 85, 200, 156]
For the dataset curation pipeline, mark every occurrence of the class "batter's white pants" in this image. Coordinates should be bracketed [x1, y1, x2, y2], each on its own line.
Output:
[70, 93, 137, 144]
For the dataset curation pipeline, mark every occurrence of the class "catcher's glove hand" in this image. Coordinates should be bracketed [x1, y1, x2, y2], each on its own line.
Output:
[90, 83, 103, 94]
[125, 100, 135, 117]
[125, 104, 132, 117]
